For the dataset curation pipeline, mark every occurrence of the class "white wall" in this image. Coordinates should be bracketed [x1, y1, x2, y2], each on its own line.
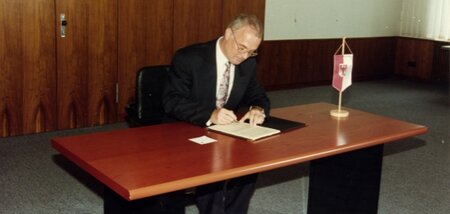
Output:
[264, 0, 403, 40]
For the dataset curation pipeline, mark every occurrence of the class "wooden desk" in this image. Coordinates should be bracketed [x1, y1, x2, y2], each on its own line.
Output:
[52, 103, 427, 213]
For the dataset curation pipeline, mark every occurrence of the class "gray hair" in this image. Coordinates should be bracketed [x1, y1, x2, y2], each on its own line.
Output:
[227, 14, 263, 38]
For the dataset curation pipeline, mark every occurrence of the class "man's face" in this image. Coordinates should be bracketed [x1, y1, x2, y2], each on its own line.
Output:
[223, 26, 261, 65]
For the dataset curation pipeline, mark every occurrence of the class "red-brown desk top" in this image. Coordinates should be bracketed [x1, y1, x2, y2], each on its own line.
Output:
[52, 103, 427, 201]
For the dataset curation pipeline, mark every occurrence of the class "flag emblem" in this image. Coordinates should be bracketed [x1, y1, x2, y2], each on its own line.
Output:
[332, 54, 353, 92]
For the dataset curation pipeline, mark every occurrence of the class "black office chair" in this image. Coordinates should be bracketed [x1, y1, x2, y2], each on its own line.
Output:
[121, 65, 188, 213]
[125, 65, 173, 127]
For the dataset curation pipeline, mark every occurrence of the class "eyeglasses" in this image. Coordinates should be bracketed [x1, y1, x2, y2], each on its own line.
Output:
[231, 30, 258, 57]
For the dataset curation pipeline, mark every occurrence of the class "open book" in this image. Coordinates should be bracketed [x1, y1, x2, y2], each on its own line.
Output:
[207, 116, 306, 141]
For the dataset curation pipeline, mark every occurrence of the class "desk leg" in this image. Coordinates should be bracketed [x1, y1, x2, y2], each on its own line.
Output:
[103, 186, 186, 214]
[307, 145, 383, 214]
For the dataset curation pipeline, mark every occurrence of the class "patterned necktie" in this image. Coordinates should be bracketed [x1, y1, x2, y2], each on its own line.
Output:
[216, 62, 231, 108]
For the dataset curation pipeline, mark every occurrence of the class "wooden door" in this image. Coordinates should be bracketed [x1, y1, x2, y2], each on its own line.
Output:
[117, 0, 174, 119]
[56, 0, 118, 129]
[0, 0, 23, 137]
[87, 0, 118, 126]
[0, 0, 56, 137]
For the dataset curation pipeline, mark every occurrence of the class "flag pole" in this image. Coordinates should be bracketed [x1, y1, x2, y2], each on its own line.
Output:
[338, 37, 345, 112]
[330, 37, 349, 118]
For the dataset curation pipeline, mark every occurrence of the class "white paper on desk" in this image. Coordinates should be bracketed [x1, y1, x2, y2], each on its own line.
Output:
[189, 135, 217, 145]
[208, 122, 280, 141]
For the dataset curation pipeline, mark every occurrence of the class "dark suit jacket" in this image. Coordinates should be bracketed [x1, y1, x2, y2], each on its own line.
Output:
[163, 39, 270, 126]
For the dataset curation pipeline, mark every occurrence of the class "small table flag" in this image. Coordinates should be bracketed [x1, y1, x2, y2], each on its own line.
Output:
[330, 37, 353, 118]
[332, 54, 353, 92]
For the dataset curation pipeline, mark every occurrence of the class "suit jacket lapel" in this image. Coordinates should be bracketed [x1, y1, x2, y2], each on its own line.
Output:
[202, 41, 218, 107]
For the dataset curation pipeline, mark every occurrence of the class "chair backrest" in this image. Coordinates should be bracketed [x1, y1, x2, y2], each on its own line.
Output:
[128, 65, 170, 126]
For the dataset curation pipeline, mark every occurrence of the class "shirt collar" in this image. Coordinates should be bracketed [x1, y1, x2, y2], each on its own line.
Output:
[216, 37, 228, 65]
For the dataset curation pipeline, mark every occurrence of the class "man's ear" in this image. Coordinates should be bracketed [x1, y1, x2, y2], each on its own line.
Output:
[224, 28, 232, 39]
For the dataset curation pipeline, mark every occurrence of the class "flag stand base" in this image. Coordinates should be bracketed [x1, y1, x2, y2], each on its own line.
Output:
[330, 109, 349, 118]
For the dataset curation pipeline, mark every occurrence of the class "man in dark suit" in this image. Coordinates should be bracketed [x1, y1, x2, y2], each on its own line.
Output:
[163, 14, 269, 214]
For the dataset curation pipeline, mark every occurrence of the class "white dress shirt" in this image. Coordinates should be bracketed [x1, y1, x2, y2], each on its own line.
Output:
[215, 37, 235, 102]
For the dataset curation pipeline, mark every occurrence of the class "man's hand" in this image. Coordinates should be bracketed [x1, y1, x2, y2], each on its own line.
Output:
[210, 108, 238, 125]
[239, 106, 265, 126]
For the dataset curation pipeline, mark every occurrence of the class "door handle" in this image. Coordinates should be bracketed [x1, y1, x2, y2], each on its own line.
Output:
[60, 13, 67, 37]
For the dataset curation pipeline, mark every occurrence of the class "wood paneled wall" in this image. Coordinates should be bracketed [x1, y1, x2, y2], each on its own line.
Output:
[173, 0, 222, 52]
[395, 37, 449, 82]
[257, 37, 397, 90]
[0, 0, 265, 137]
[117, 0, 174, 117]
[395, 37, 435, 80]
[117, 0, 266, 119]
[222, 0, 265, 28]
[432, 41, 450, 82]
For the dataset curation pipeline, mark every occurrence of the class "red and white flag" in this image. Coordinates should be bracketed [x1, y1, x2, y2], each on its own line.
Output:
[332, 54, 353, 92]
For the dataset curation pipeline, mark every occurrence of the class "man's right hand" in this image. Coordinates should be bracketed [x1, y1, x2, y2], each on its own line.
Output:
[210, 108, 237, 125]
